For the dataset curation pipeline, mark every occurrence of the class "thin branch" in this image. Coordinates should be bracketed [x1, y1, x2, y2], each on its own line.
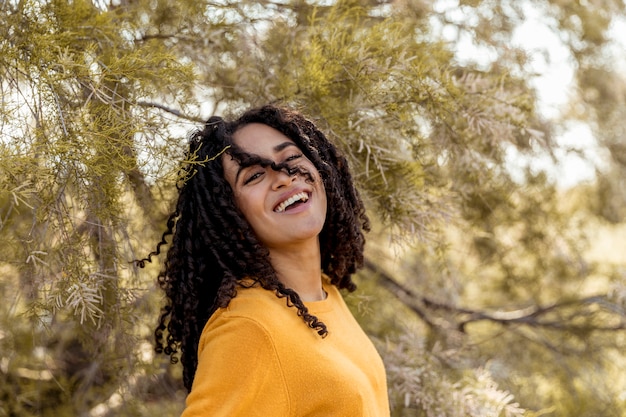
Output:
[363, 259, 626, 333]
[135, 101, 204, 123]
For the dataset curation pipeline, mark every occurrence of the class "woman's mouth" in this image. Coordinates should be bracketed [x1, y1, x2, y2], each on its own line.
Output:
[274, 192, 310, 213]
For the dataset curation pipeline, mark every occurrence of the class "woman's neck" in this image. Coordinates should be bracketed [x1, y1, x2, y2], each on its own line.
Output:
[268, 239, 325, 302]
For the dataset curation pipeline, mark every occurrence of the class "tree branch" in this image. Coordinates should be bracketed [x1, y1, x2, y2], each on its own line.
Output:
[363, 259, 626, 333]
[135, 101, 205, 123]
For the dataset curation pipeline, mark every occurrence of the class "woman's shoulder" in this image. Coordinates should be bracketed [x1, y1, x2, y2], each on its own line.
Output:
[227, 282, 284, 313]
[205, 283, 287, 328]
[197, 283, 310, 352]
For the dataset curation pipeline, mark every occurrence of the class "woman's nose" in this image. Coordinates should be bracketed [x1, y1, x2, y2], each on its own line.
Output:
[271, 169, 295, 190]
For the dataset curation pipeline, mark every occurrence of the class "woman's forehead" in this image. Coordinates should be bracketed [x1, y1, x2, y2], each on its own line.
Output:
[232, 123, 298, 155]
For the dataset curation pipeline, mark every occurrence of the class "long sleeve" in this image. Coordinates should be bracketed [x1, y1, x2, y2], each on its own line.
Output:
[181, 315, 290, 417]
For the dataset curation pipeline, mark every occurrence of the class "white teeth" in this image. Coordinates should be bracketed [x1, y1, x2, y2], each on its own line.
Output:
[274, 192, 309, 213]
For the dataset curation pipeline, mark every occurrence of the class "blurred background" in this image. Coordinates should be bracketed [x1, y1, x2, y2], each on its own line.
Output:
[1, 0, 625, 415]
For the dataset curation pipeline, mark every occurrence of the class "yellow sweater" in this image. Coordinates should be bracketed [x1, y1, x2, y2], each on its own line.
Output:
[181, 279, 390, 417]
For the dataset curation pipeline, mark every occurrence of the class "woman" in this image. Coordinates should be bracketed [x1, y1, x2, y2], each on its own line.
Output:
[140, 105, 390, 416]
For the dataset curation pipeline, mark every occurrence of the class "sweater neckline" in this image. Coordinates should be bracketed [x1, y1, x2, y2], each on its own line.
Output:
[303, 280, 336, 314]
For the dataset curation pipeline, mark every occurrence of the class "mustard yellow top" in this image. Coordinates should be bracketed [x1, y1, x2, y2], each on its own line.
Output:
[181, 278, 390, 417]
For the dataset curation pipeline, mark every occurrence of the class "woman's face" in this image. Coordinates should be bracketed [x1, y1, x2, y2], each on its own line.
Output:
[222, 123, 327, 251]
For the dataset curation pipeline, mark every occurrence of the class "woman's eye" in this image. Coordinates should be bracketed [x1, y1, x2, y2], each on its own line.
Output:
[286, 153, 303, 162]
[243, 172, 263, 185]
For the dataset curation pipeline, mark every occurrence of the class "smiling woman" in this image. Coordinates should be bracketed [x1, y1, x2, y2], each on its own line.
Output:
[138, 105, 390, 416]
[223, 123, 328, 265]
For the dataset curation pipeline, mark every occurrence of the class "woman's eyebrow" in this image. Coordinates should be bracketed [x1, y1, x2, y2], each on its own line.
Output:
[273, 141, 297, 152]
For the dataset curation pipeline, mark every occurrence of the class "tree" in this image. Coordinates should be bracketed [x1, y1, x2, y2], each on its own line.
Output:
[1, 0, 625, 415]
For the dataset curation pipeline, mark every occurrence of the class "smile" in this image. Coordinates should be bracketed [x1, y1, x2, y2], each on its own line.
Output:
[274, 192, 310, 213]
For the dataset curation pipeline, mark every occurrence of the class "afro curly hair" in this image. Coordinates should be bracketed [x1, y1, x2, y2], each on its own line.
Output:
[138, 105, 369, 391]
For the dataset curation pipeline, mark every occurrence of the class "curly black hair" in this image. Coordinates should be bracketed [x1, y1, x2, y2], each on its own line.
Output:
[138, 105, 370, 391]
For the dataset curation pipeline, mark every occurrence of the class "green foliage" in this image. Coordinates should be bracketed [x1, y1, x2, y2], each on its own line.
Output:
[381, 333, 525, 417]
[1, 0, 626, 415]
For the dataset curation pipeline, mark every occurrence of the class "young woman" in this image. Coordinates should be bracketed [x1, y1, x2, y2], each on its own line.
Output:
[140, 105, 390, 416]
